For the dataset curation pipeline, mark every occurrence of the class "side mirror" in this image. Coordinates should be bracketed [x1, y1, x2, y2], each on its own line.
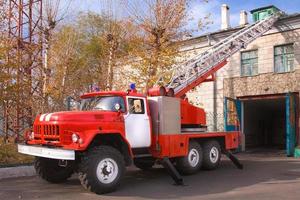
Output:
[114, 103, 121, 111]
[76, 100, 81, 111]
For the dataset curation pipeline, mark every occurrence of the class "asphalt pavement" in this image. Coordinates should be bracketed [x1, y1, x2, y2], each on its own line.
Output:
[1, 152, 300, 200]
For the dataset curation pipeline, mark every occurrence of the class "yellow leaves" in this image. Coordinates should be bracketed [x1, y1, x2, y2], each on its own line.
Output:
[1, 0, 211, 113]
[124, 0, 191, 90]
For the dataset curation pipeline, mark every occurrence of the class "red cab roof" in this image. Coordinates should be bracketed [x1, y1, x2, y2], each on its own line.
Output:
[80, 90, 146, 99]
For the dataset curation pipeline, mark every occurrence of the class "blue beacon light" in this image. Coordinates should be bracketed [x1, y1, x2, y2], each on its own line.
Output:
[129, 83, 136, 90]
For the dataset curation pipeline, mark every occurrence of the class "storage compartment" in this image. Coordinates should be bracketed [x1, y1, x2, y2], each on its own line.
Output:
[148, 96, 181, 135]
[180, 100, 206, 129]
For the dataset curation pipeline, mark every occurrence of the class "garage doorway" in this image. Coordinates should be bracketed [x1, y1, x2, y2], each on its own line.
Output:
[239, 93, 298, 156]
[243, 97, 285, 149]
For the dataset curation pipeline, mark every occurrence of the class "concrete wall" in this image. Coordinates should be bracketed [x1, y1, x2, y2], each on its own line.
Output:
[224, 70, 300, 98]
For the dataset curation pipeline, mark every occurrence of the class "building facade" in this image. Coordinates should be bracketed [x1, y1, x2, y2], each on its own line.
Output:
[181, 5, 300, 155]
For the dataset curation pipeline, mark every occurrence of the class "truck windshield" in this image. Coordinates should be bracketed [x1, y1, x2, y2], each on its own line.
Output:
[80, 96, 125, 112]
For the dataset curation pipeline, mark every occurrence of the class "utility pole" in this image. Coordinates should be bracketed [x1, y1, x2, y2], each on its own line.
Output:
[3, 0, 43, 142]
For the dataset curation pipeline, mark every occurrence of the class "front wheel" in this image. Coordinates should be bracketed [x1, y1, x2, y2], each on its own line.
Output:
[34, 157, 74, 183]
[78, 146, 125, 194]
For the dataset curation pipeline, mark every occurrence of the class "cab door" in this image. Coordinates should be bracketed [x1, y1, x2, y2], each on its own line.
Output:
[124, 97, 151, 148]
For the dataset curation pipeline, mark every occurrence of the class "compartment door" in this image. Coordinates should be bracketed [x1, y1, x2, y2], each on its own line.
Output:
[224, 97, 241, 131]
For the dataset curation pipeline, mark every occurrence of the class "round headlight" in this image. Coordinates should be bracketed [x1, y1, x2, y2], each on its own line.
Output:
[72, 133, 79, 143]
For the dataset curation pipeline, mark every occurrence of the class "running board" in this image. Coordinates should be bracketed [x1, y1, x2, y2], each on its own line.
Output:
[161, 157, 184, 185]
[223, 150, 243, 169]
[134, 154, 153, 158]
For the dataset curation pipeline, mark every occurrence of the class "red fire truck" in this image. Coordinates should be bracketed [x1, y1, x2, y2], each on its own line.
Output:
[18, 11, 281, 194]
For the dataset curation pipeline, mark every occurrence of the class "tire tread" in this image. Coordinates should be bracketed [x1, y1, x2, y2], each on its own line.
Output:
[78, 145, 125, 194]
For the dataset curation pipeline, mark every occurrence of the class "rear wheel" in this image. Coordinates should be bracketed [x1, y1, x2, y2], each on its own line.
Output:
[202, 140, 221, 170]
[176, 141, 203, 175]
[78, 146, 125, 194]
[34, 157, 74, 183]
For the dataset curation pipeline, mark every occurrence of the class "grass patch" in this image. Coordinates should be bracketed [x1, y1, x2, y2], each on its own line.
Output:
[0, 137, 34, 166]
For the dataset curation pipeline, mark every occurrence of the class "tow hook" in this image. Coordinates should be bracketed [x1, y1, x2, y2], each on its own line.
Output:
[58, 160, 68, 167]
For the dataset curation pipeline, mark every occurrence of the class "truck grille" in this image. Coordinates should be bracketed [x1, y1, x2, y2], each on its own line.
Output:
[34, 124, 60, 141]
[44, 125, 60, 136]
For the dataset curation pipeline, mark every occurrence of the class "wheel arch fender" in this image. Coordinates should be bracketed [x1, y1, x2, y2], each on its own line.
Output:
[86, 132, 133, 166]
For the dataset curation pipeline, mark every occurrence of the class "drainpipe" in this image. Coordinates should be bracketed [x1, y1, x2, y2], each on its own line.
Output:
[213, 76, 217, 131]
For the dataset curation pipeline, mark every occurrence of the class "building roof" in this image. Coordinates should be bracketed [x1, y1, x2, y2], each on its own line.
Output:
[181, 12, 300, 47]
[250, 5, 280, 14]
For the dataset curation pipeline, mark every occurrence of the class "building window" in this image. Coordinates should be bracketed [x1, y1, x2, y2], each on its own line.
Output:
[241, 50, 258, 76]
[274, 44, 294, 73]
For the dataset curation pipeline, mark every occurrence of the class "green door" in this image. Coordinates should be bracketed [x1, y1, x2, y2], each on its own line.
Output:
[286, 93, 297, 156]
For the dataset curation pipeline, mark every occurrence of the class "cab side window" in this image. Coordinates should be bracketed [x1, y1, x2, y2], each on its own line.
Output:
[128, 98, 145, 114]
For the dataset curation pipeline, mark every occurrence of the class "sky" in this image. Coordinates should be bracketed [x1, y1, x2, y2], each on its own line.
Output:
[65, 0, 300, 36]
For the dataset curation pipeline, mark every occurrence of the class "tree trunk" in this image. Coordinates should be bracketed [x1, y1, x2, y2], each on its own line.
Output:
[42, 31, 51, 111]
[106, 40, 118, 91]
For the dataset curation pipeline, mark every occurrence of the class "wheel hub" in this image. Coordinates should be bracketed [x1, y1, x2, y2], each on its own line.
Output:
[96, 158, 118, 184]
[209, 147, 219, 163]
[102, 165, 111, 176]
[188, 148, 199, 167]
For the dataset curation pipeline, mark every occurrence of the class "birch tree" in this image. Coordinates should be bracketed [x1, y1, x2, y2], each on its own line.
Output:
[41, 0, 71, 110]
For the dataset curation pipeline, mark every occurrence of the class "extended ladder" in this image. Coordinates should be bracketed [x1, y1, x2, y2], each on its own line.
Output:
[167, 11, 283, 97]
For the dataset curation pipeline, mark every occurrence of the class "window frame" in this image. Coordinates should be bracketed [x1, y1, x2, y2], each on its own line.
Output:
[127, 97, 146, 115]
[240, 49, 258, 77]
[274, 43, 294, 73]
[79, 95, 126, 112]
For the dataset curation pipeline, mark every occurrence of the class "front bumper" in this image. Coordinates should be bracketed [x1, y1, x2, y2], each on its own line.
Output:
[18, 144, 75, 160]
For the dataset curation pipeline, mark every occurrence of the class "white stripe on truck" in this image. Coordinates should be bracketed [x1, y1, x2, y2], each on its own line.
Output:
[45, 113, 52, 121]
[39, 113, 47, 121]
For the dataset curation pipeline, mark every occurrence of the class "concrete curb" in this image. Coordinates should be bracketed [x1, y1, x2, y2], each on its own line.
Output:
[0, 165, 35, 180]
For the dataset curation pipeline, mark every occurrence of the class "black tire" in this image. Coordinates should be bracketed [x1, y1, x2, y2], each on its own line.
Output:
[202, 140, 221, 170]
[78, 146, 125, 194]
[176, 141, 203, 175]
[34, 157, 74, 183]
[134, 157, 155, 170]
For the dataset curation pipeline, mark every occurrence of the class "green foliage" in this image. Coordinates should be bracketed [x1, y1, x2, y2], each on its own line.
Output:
[0, 138, 33, 166]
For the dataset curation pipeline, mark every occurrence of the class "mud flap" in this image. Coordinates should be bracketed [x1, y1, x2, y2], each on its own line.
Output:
[161, 157, 184, 185]
[223, 150, 243, 169]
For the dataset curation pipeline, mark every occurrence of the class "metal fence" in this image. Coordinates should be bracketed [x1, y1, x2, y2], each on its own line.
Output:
[206, 112, 225, 132]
